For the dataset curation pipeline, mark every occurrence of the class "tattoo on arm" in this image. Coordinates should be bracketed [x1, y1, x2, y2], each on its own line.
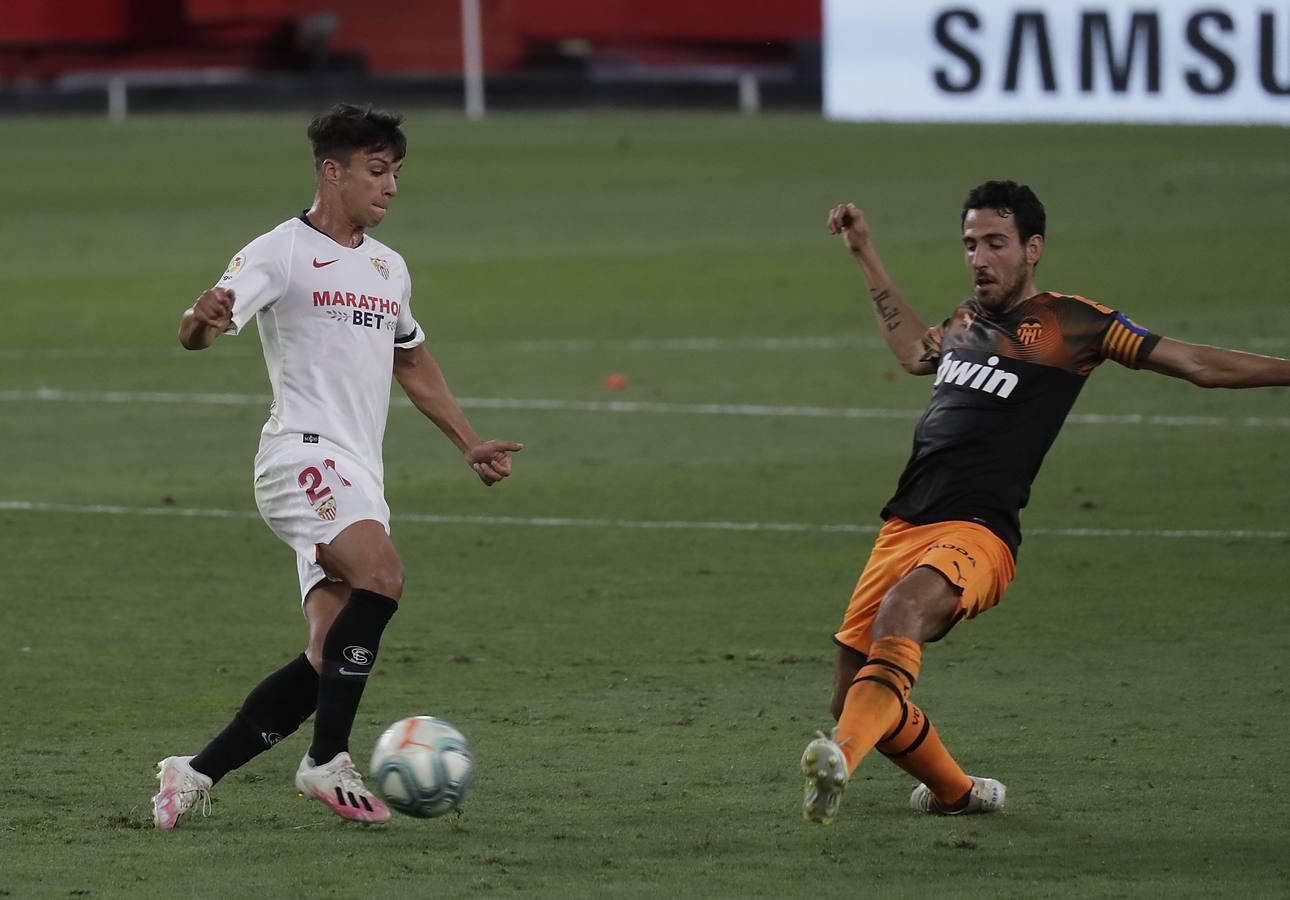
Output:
[870, 288, 901, 332]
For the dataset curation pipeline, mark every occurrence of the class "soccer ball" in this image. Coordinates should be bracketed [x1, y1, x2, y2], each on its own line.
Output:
[370, 715, 475, 818]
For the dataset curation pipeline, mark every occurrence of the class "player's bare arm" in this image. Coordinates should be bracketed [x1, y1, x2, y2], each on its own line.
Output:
[178, 287, 235, 350]
[1142, 337, 1290, 388]
[393, 344, 523, 485]
[828, 203, 937, 375]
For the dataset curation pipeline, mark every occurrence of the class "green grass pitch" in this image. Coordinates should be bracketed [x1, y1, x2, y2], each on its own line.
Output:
[2, 113, 1289, 898]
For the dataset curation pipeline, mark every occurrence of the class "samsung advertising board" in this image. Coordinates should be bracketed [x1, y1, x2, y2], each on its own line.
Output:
[824, 1, 1290, 123]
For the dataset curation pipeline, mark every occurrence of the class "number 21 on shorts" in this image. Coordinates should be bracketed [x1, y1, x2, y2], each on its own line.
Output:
[297, 458, 351, 521]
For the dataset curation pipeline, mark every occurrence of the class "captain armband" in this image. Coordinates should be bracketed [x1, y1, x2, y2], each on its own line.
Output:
[1101, 313, 1161, 369]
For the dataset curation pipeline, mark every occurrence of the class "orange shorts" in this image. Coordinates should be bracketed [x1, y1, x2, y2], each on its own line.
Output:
[833, 517, 1016, 655]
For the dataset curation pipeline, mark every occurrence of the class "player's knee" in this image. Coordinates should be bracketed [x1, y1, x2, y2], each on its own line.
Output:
[365, 561, 404, 601]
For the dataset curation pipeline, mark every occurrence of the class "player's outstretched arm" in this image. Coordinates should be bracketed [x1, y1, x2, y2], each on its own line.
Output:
[828, 203, 937, 375]
[178, 288, 235, 351]
[393, 345, 523, 485]
[1142, 337, 1290, 388]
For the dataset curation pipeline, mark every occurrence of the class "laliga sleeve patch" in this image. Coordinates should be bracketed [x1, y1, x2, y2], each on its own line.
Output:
[221, 254, 245, 282]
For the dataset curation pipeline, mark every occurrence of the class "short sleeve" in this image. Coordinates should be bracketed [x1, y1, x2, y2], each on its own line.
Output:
[919, 319, 950, 364]
[1098, 312, 1161, 369]
[393, 259, 425, 350]
[219, 231, 291, 336]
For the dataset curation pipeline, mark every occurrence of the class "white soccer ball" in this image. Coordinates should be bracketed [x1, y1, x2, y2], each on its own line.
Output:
[370, 715, 475, 818]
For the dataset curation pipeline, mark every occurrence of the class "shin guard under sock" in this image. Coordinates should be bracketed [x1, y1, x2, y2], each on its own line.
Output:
[309, 588, 398, 764]
[877, 700, 973, 807]
[835, 636, 922, 773]
[191, 653, 319, 784]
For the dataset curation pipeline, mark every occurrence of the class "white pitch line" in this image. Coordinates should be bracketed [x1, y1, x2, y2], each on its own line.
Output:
[2, 335, 1286, 360]
[0, 337, 879, 361]
[494, 336, 888, 352]
[1, 499, 1286, 541]
[4, 386, 1290, 430]
[0, 337, 882, 361]
[0, 387, 271, 407]
[0, 348, 164, 361]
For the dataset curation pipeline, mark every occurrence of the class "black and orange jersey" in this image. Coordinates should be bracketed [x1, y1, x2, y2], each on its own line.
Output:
[881, 292, 1160, 557]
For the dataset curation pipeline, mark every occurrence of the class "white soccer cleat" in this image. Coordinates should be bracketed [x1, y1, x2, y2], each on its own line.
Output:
[910, 775, 1006, 815]
[152, 755, 213, 831]
[295, 751, 391, 824]
[800, 731, 848, 825]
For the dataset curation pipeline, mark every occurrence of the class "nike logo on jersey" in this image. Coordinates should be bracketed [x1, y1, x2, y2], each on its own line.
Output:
[313, 258, 339, 268]
[933, 352, 1020, 399]
[338, 668, 371, 677]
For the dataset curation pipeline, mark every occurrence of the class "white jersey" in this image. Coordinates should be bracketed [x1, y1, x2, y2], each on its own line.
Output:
[216, 215, 425, 477]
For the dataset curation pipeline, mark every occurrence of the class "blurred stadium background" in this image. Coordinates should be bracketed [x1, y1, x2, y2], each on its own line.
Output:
[3, 2, 1289, 898]
[0, 0, 819, 115]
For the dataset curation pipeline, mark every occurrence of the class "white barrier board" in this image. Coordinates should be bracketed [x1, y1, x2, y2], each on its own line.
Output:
[824, 1, 1290, 123]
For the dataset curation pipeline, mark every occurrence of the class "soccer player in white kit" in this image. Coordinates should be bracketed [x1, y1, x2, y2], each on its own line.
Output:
[152, 104, 523, 828]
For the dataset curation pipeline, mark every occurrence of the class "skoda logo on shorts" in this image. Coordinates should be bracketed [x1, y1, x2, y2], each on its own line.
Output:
[343, 645, 372, 666]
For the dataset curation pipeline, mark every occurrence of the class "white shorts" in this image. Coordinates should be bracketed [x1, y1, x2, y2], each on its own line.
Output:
[253, 434, 391, 603]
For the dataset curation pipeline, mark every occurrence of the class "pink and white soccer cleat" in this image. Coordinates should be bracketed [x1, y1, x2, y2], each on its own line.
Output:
[294, 751, 390, 824]
[152, 755, 213, 830]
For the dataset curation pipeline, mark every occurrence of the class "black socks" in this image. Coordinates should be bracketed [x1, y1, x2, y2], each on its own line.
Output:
[188, 589, 398, 782]
[308, 588, 399, 765]
[191, 652, 319, 784]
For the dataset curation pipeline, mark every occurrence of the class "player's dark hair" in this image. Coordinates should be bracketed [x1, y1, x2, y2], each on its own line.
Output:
[307, 103, 406, 171]
[961, 180, 1046, 242]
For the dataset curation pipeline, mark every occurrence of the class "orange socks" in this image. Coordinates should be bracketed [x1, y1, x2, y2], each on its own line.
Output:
[834, 636, 922, 772]
[877, 701, 972, 808]
[835, 636, 973, 808]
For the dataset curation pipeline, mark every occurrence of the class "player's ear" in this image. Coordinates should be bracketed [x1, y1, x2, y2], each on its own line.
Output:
[1026, 234, 1044, 266]
[320, 158, 342, 186]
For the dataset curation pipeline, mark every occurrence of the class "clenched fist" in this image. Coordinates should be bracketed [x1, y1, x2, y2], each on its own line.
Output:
[192, 287, 235, 331]
[827, 203, 872, 257]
